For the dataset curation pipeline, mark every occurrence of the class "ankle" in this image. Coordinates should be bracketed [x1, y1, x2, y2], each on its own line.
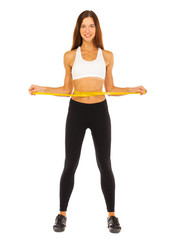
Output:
[60, 211, 66, 217]
[108, 212, 115, 218]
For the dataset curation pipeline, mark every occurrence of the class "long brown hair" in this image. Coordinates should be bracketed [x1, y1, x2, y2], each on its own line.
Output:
[71, 10, 104, 51]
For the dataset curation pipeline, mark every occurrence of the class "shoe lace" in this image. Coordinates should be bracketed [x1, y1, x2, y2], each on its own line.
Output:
[56, 214, 64, 224]
[111, 216, 119, 226]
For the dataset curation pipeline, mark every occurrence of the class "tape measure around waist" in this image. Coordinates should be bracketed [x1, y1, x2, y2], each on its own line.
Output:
[33, 90, 147, 97]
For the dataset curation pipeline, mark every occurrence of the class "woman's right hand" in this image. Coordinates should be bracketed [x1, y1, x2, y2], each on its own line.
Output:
[28, 85, 45, 95]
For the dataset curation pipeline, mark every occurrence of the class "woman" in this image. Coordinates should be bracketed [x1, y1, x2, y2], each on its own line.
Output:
[28, 10, 146, 233]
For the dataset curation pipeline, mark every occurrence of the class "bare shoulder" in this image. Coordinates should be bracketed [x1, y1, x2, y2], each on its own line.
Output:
[64, 48, 77, 68]
[102, 49, 114, 66]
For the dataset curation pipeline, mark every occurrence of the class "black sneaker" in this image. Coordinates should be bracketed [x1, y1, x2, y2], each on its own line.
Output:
[53, 214, 67, 232]
[107, 216, 121, 233]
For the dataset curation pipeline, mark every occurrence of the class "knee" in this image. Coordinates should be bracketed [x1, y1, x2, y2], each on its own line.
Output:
[97, 161, 113, 175]
[63, 157, 79, 174]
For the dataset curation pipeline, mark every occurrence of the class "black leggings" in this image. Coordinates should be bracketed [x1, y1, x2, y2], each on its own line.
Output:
[59, 98, 115, 212]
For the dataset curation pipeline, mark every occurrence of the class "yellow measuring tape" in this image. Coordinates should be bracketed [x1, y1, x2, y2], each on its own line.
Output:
[33, 90, 147, 97]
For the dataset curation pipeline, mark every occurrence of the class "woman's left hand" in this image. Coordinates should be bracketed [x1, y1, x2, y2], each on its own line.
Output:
[131, 86, 147, 95]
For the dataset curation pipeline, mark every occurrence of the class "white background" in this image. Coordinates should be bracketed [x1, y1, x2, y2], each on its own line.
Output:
[0, 0, 176, 239]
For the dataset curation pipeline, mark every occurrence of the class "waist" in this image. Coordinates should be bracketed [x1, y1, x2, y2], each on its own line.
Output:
[71, 94, 106, 104]
[70, 97, 107, 106]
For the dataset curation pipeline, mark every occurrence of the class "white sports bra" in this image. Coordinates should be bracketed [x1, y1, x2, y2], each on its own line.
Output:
[71, 46, 106, 80]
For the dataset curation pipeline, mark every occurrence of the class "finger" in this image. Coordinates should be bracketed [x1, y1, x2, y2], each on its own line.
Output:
[29, 87, 34, 92]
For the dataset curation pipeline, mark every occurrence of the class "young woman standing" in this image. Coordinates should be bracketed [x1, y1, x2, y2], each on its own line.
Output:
[28, 10, 146, 233]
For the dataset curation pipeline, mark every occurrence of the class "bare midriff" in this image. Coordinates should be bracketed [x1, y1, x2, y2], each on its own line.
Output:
[71, 77, 106, 104]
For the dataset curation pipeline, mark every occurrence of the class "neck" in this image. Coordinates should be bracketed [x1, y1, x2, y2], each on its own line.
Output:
[81, 40, 97, 51]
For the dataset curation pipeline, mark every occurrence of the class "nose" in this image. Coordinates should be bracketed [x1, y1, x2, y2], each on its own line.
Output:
[84, 26, 92, 32]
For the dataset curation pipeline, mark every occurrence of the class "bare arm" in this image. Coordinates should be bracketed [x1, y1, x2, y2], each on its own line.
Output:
[43, 51, 73, 96]
[104, 51, 133, 96]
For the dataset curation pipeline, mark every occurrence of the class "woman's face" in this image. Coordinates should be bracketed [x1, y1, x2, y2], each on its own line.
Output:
[80, 17, 96, 42]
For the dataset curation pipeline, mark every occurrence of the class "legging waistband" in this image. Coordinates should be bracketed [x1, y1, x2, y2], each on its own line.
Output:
[70, 98, 107, 107]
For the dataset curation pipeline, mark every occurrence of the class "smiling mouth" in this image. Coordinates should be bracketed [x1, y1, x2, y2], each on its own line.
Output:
[84, 34, 92, 38]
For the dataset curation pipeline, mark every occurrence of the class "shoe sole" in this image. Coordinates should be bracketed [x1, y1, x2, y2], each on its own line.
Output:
[53, 227, 65, 232]
[109, 227, 121, 233]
